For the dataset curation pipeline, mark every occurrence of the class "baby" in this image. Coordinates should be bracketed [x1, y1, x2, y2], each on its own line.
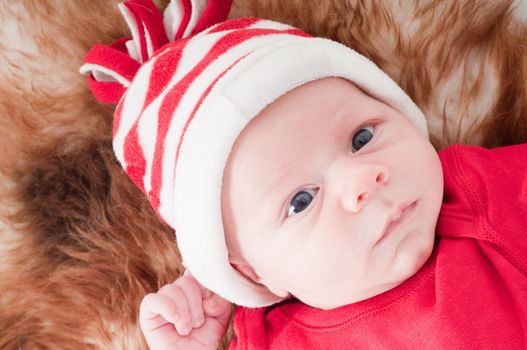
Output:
[81, 0, 527, 349]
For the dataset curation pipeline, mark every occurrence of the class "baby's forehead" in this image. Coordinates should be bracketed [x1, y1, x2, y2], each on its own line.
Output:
[241, 81, 383, 148]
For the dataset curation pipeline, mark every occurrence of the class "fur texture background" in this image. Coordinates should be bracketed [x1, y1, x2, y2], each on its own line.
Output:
[0, 0, 525, 349]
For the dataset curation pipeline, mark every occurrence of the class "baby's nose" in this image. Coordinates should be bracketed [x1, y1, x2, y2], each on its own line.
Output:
[341, 165, 389, 212]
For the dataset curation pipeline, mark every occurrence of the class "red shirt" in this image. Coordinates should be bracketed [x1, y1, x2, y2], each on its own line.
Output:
[230, 144, 527, 349]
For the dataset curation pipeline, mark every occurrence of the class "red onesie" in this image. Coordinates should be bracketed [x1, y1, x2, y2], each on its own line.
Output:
[230, 143, 527, 349]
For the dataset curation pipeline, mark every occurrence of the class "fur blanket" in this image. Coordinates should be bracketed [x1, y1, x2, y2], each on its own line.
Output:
[0, 0, 525, 348]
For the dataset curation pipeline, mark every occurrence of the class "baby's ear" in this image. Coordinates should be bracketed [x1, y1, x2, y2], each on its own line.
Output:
[229, 258, 291, 298]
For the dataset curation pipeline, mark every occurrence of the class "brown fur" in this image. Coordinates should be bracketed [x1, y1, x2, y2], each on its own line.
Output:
[0, 0, 525, 348]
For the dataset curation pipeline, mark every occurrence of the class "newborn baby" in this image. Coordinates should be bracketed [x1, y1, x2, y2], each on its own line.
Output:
[81, 0, 527, 348]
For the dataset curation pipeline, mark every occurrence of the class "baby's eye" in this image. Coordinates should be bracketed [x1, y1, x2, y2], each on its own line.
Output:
[287, 188, 318, 217]
[351, 125, 374, 153]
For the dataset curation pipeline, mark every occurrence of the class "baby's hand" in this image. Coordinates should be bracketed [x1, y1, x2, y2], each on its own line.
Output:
[139, 272, 232, 350]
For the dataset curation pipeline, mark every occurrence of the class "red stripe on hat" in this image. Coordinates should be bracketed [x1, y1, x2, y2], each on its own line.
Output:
[148, 57, 245, 212]
[192, 0, 234, 34]
[175, 0, 192, 40]
[143, 39, 190, 108]
[148, 27, 308, 211]
[121, 43, 188, 197]
[124, 125, 147, 192]
[208, 17, 260, 33]
[119, 44, 190, 197]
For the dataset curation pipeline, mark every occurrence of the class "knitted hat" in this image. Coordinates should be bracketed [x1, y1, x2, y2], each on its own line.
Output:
[80, 0, 428, 307]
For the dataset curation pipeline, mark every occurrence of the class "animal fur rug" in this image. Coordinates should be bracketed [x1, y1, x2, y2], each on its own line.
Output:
[0, 0, 526, 348]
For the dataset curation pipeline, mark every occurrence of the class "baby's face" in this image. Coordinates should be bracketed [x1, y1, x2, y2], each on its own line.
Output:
[222, 77, 443, 309]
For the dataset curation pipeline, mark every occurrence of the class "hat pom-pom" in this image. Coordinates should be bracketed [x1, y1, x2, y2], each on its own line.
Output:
[80, 0, 231, 104]
[164, 0, 232, 41]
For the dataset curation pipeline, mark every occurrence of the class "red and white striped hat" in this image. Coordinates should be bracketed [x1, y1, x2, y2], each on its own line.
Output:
[81, 0, 428, 307]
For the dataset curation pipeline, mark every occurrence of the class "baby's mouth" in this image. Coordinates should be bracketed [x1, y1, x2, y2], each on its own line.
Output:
[376, 200, 417, 245]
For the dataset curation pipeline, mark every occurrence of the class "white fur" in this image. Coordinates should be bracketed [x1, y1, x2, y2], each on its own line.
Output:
[512, 0, 527, 22]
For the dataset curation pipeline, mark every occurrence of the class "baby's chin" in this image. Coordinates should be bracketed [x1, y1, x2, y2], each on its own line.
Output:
[391, 230, 435, 281]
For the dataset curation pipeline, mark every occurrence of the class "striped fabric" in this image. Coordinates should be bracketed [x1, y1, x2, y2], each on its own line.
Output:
[80, 0, 428, 306]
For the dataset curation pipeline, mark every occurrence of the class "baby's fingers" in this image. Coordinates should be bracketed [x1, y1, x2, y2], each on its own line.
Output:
[156, 283, 193, 336]
[174, 274, 206, 329]
[182, 271, 232, 327]
[139, 292, 181, 330]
